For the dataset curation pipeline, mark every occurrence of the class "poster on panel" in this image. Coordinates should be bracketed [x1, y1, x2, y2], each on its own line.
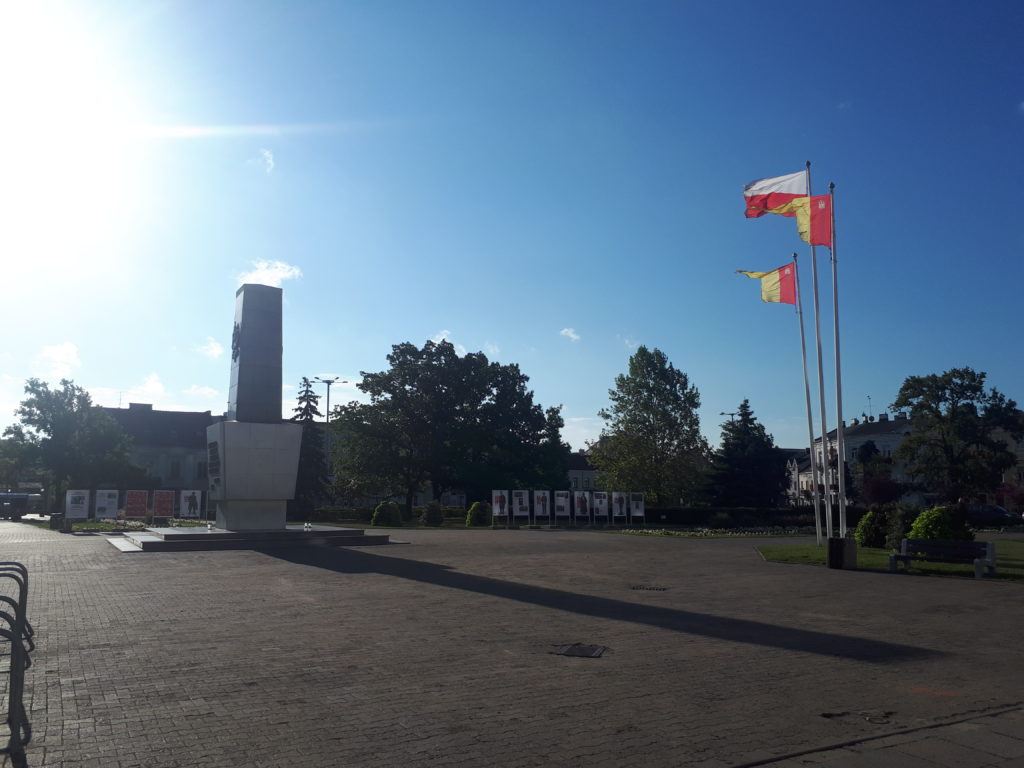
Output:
[179, 490, 203, 518]
[512, 490, 530, 518]
[124, 490, 149, 518]
[94, 490, 120, 520]
[574, 491, 591, 522]
[611, 491, 628, 520]
[533, 490, 551, 519]
[592, 492, 609, 519]
[153, 490, 175, 518]
[491, 490, 509, 518]
[65, 490, 90, 520]
[553, 491, 571, 517]
[630, 492, 645, 520]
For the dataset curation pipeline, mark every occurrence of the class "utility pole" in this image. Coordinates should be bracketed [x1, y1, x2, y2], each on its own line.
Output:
[720, 411, 738, 423]
[314, 377, 348, 471]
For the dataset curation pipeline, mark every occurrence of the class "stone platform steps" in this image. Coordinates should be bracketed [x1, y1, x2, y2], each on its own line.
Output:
[115, 525, 390, 552]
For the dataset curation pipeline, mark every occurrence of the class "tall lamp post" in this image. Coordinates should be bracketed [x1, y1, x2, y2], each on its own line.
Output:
[314, 377, 348, 471]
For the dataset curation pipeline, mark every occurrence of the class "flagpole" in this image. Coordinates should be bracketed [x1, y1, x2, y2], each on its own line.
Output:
[793, 253, 823, 546]
[828, 181, 848, 536]
[805, 161, 833, 539]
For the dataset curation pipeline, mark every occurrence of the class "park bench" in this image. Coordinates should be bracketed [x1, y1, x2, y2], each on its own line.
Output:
[889, 539, 996, 579]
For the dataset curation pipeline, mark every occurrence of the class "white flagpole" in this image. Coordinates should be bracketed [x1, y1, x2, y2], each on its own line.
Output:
[793, 253, 823, 546]
[805, 161, 833, 539]
[828, 181, 848, 537]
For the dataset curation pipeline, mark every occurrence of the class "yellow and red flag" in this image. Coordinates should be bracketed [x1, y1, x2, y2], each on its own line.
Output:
[738, 263, 796, 305]
[743, 172, 832, 248]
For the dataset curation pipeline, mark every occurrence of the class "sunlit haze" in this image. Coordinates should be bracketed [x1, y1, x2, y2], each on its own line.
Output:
[1, 0, 1022, 451]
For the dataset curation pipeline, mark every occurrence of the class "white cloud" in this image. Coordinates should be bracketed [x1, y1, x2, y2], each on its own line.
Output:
[31, 342, 81, 379]
[91, 373, 167, 409]
[617, 334, 639, 350]
[259, 148, 274, 174]
[836, 100, 853, 111]
[562, 416, 603, 451]
[196, 337, 224, 359]
[1018, 101, 1024, 114]
[237, 259, 303, 287]
[560, 327, 581, 343]
[484, 342, 500, 357]
[430, 330, 467, 356]
[183, 384, 218, 399]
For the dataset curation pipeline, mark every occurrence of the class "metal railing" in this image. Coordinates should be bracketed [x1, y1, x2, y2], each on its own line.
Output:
[0, 562, 32, 766]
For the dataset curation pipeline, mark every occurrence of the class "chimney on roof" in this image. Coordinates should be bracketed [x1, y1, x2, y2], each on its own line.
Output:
[851, 417, 860, 426]
[878, 412, 889, 422]
[128, 403, 153, 411]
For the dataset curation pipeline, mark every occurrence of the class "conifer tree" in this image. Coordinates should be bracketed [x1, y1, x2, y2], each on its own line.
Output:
[706, 399, 787, 507]
[289, 377, 328, 517]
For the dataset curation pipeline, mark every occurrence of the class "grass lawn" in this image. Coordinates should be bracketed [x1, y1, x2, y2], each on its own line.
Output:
[758, 538, 1024, 582]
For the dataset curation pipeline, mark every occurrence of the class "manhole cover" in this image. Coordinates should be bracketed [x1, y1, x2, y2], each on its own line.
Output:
[631, 584, 668, 591]
[553, 643, 607, 658]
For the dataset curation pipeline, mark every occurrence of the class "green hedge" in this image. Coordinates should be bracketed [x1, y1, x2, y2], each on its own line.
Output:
[909, 506, 973, 542]
[371, 502, 403, 527]
[420, 501, 445, 527]
[466, 501, 492, 527]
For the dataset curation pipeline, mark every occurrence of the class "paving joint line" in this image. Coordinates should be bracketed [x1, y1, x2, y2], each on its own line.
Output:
[731, 701, 1024, 767]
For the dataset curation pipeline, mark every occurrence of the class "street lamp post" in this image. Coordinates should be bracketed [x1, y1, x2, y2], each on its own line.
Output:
[314, 377, 348, 470]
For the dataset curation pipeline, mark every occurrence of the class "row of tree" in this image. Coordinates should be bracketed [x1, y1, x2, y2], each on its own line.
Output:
[3, 346, 1020, 517]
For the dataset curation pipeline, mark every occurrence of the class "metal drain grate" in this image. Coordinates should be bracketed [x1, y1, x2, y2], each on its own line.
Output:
[553, 643, 607, 658]
[631, 584, 667, 591]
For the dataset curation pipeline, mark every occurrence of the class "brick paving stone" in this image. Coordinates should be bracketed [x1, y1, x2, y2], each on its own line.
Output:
[2, 523, 1023, 767]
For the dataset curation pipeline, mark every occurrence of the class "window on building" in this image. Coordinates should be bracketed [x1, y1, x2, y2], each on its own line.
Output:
[571, 478, 578, 489]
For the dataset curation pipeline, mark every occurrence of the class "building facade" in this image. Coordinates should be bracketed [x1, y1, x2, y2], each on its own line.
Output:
[100, 403, 221, 491]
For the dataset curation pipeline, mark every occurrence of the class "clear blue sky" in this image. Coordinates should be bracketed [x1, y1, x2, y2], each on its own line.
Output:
[2, 0, 1022, 450]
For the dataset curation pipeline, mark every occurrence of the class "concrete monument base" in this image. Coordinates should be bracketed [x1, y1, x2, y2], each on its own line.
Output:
[207, 420, 302, 531]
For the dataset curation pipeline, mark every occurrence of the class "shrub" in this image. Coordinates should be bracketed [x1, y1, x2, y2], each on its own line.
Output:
[371, 501, 403, 527]
[421, 501, 444, 527]
[709, 511, 734, 528]
[878, 504, 921, 550]
[854, 508, 887, 548]
[908, 506, 973, 542]
[465, 501, 492, 527]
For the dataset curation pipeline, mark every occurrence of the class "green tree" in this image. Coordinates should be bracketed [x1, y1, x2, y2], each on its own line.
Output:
[892, 367, 1024, 502]
[853, 439, 902, 505]
[589, 346, 709, 506]
[0, 426, 40, 491]
[289, 377, 328, 518]
[705, 400, 787, 507]
[331, 340, 566, 517]
[14, 378, 139, 510]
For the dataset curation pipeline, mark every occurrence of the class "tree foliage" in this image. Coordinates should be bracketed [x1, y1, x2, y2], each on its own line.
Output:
[705, 399, 787, 507]
[12, 378, 140, 510]
[892, 367, 1023, 502]
[289, 377, 328, 517]
[331, 340, 569, 516]
[588, 346, 708, 506]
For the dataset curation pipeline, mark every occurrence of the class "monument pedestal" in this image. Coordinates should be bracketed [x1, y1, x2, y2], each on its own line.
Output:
[207, 420, 302, 531]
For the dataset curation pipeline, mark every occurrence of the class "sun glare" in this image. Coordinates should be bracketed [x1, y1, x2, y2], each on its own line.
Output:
[0, 2, 149, 280]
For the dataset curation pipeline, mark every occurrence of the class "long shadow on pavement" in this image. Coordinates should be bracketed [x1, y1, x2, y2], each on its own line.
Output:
[262, 544, 941, 664]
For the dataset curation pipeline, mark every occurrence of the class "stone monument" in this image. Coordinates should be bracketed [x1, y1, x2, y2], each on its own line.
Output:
[206, 284, 301, 530]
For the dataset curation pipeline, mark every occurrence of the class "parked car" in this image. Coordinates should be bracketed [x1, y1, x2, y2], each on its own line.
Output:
[966, 504, 1016, 528]
[0, 492, 29, 521]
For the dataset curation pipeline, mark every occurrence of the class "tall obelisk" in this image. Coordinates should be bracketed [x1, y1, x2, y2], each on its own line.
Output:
[206, 284, 302, 530]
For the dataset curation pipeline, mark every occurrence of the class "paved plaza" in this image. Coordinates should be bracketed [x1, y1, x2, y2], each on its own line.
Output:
[4, 521, 1023, 767]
